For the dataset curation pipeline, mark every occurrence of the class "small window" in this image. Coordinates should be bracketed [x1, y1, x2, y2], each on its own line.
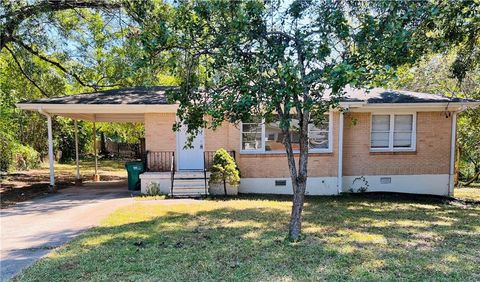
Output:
[371, 113, 416, 151]
[242, 123, 263, 151]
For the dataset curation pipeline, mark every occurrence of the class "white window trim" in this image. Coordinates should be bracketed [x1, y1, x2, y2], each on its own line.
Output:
[240, 112, 333, 154]
[370, 112, 417, 152]
[240, 122, 264, 153]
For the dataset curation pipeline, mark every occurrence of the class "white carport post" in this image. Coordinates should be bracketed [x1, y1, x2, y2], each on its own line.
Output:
[74, 120, 82, 186]
[92, 117, 100, 182]
[39, 109, 56, 191]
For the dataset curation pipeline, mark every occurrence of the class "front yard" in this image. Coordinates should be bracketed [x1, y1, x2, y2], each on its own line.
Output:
[14, 195, 480, 281]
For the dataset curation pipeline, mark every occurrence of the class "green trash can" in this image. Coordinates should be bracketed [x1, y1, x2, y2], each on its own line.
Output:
[125, 161, 145, 191]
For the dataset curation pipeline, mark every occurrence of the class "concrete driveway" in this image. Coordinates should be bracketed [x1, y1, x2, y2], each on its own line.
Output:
[0, 181, 137, 281]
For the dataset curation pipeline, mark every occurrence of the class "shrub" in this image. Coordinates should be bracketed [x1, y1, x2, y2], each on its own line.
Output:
[14, 144, 41, 170]
[209, 149, 240, 195]
[0, 133, 14, 172]
[348, 176, 369, 193]
[145, 182, 162, 196]
[0, 134, 40, 172]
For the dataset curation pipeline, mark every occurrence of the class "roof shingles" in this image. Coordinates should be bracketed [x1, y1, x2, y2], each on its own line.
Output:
[19, 86, 472, 105]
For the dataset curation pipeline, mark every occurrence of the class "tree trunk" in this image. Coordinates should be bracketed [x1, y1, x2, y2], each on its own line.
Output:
[289, 178, 307, 240]
[100, 132, 107, 156]
[284, 110, 310, 241]
[464, 169, 480, 187]
[223, 177, 227, 196]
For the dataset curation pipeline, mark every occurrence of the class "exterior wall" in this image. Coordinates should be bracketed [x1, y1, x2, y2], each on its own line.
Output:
[234, 112, 340, 178]
[145, 113, 176, 151]
[143, 111, 453, 196]
[342, 111, 452, 176]
[176, 112, 339, 178]
[140, 172, 171, 194]
[240, 177, 338, 195]
[342, 174, 449, 196]
[341, 111, 452, 195]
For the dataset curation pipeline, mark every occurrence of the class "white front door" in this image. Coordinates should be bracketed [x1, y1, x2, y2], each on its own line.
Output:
[177, 126, 204, 170]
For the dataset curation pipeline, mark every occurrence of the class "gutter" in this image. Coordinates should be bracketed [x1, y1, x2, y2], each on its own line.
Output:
[448, 112, 457, 196]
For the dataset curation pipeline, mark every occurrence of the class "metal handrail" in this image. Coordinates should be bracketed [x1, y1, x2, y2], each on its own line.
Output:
[203, 153, 208, 196]
[170, 152, 175, 197]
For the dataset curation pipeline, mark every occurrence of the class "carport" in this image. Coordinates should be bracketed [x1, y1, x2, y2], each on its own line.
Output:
[16, 86, 178, 190]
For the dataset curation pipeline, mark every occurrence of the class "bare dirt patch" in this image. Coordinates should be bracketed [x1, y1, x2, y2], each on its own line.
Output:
[1, 161, 126, 208]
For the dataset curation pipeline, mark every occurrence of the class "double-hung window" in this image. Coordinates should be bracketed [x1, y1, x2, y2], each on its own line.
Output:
[371, 113, 416, 151]
[241, 123, 263, 151]
[241, 112, 332, 153]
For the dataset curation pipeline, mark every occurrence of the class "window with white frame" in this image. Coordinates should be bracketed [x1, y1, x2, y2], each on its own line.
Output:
[241, 113, 332, 153]
[241, 123, 263, 151]
[371, 113, 416, 151]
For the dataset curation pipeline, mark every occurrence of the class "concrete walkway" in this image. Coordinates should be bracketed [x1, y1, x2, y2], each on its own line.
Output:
[0, 181, 137, 281]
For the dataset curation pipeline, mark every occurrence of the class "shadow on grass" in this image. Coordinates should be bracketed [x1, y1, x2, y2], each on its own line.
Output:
[14, 196, 480, 281]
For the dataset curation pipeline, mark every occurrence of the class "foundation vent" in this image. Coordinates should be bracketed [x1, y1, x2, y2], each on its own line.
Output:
[380, 177, 392, 184]
[275, 180, 287, 186]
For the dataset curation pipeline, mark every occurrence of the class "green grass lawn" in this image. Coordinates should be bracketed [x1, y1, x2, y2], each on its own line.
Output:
[14, 195, 480, 281]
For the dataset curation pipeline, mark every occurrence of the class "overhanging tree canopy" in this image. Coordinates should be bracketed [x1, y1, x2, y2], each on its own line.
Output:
[135, 0, 437, 240]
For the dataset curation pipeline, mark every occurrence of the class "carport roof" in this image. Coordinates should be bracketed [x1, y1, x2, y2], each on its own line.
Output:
[19, 86, 173, 105]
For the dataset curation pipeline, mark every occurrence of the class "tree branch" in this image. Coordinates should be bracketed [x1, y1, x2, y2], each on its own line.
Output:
[1, 0, 122, 50]
[5, 45, 50, 98]
[16, 40, 119, 89]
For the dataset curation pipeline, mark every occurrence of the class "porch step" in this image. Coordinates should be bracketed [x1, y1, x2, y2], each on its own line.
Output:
[170, 171, 209, 197]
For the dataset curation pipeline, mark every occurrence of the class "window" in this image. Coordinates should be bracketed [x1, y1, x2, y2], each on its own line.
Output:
[309, 116, 330, 150]
[265, 116, 300, 152]
[371, 113, 416, 151]
[241, 113, 332, 153]
[241, 123, 263, 151]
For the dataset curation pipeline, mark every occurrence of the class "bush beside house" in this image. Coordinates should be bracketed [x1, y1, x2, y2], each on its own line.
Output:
[209, 148, 240, 196]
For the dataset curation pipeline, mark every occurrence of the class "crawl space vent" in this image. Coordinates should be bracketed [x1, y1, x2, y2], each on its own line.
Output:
[380, 177, 392, 184]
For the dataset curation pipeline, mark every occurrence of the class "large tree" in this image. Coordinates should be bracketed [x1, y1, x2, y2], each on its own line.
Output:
[0, 0, 161, 169]
[135, 0, 433, 240]
[391, 52, 480, 185]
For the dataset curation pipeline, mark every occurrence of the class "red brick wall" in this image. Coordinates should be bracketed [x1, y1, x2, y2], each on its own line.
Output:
[144, 111, 452, 178]
[203, 113, 340, 178]
[342, 111, 452, 176]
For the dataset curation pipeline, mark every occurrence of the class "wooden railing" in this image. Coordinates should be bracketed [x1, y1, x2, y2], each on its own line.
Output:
[145, 151, 175, 172]
[203, 150, 236, 171]
[145, 150, 236, 172]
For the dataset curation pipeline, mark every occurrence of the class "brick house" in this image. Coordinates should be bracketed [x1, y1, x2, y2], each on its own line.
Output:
[17, 87, 479, 196]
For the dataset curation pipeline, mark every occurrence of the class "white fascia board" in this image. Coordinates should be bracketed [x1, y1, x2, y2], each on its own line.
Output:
[15, 103, 179, 114]
[341, 102, 479, 112]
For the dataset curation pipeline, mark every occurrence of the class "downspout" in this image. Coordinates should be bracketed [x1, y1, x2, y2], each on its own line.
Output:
[448, 111, 457, 197]
[38, 108, 56, 191]
[337, 111, 344, 194]
[74, 120, 82, 185]
[92, 115, 100, 182]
